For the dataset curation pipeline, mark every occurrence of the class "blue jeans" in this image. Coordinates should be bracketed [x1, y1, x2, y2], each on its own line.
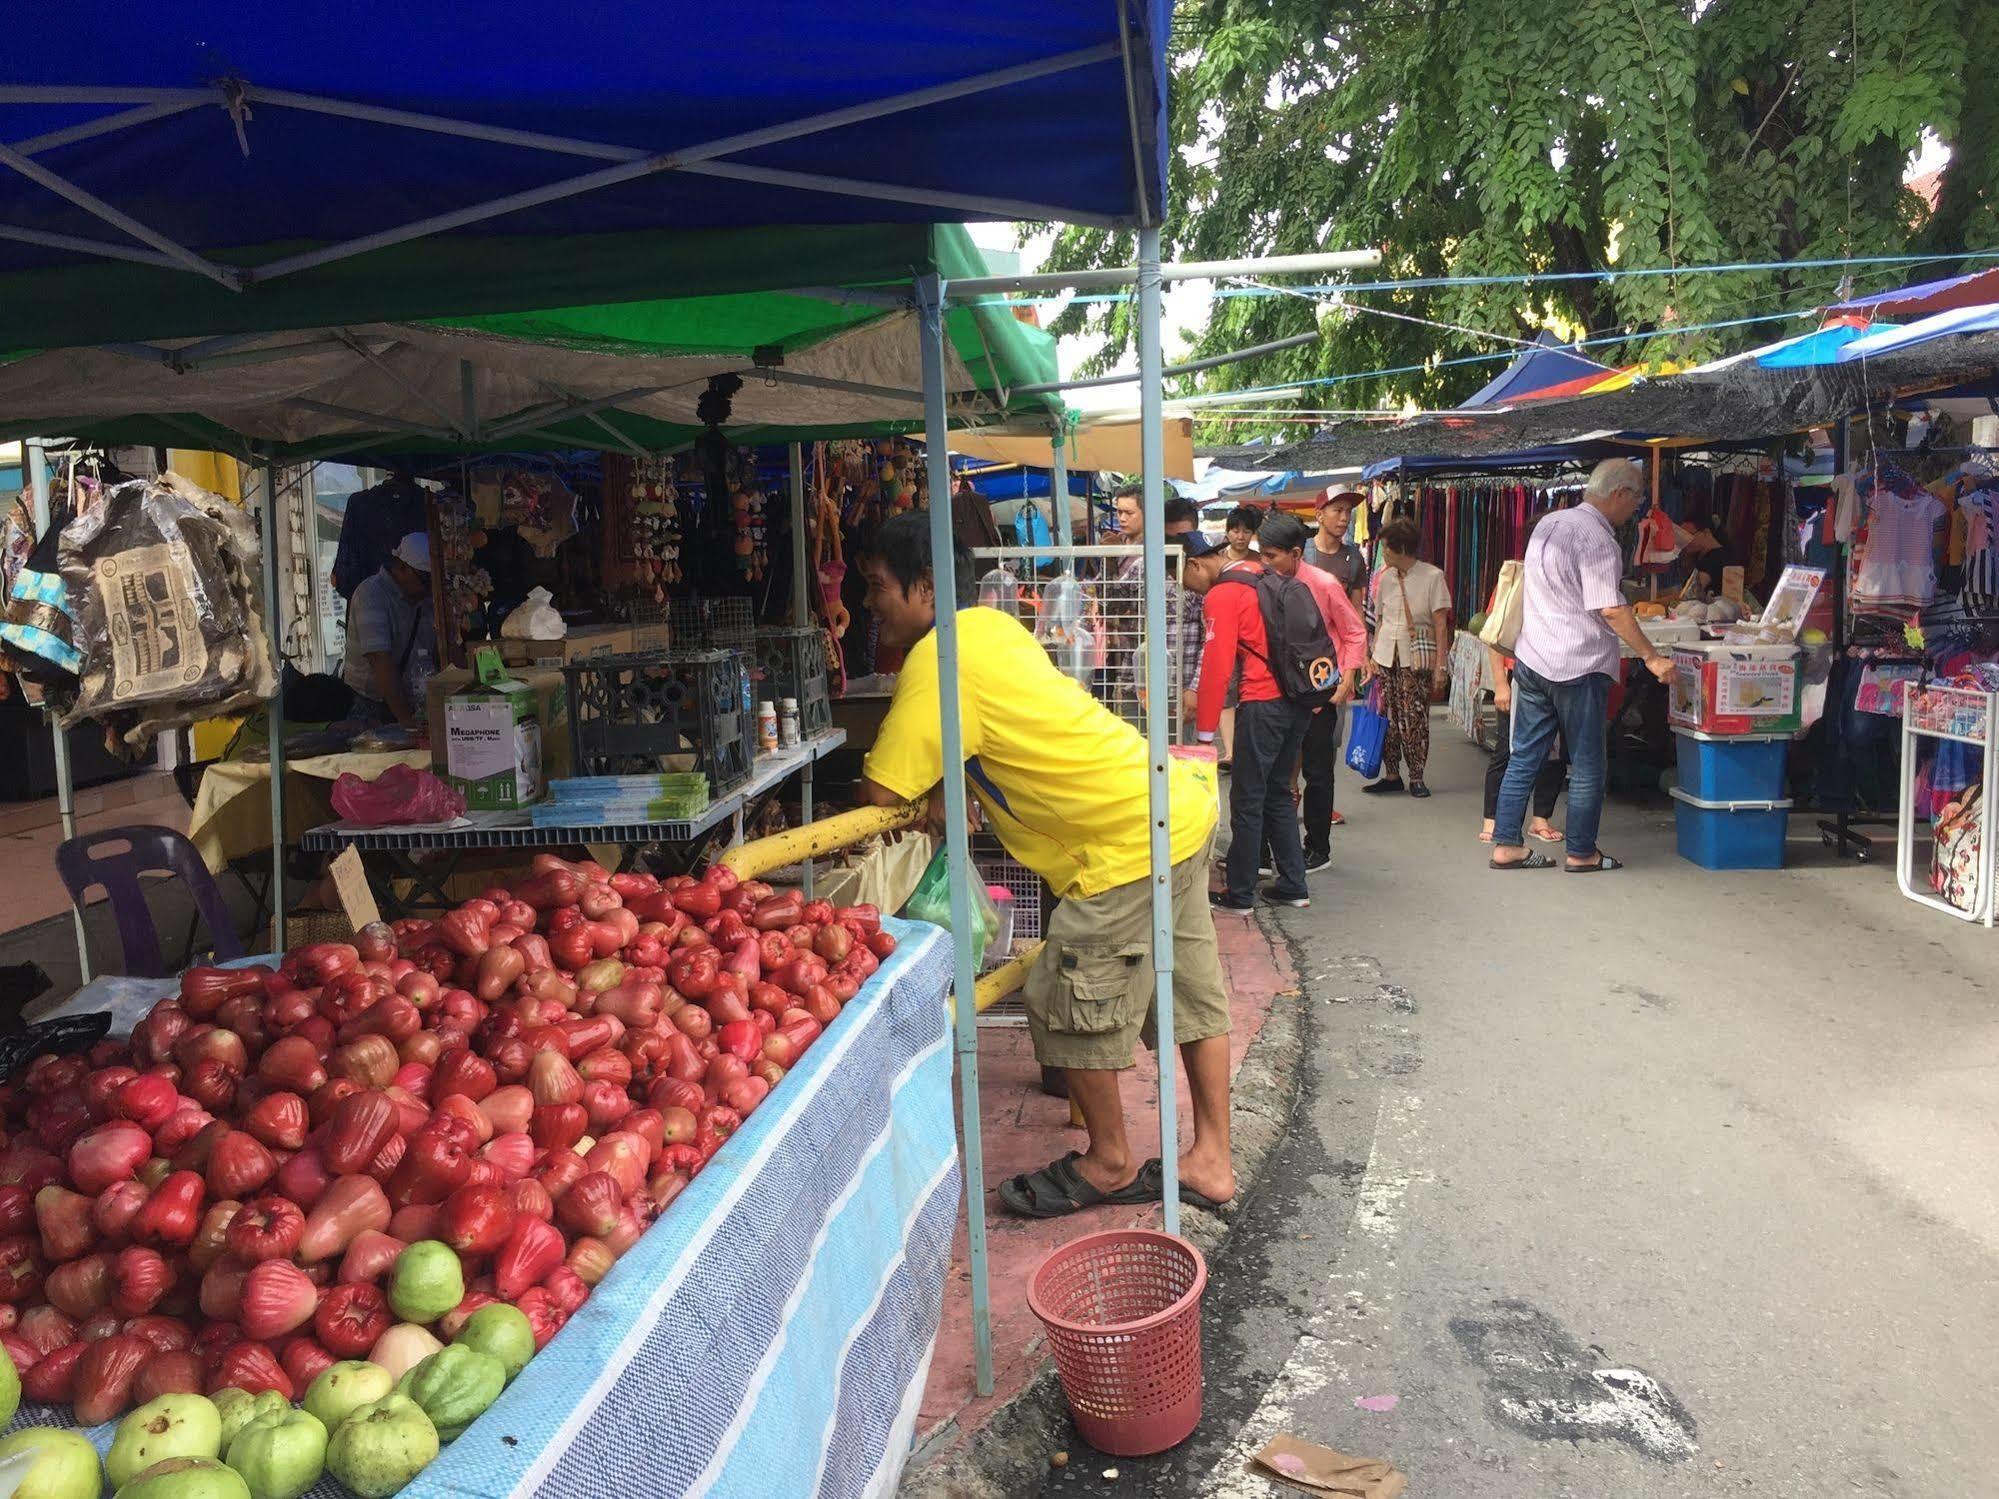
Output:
[1495, 663, 1610, 859]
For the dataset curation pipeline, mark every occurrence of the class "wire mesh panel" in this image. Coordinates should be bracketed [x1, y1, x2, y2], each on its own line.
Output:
[668, 596, 754, 650]
[969, 546, 1190, 746]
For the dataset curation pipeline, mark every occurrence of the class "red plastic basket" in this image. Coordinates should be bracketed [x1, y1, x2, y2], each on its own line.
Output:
[1027, 1229, 1208, 1457]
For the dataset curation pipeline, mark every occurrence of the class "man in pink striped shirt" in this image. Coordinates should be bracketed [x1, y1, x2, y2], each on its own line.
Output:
[1257, 512, 1365, 872]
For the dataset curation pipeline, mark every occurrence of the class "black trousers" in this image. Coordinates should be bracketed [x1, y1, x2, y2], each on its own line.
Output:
[1483, 699, 1565, 821]
[1300, 704, 1341, 861]
[1228, 697, 1311, 901]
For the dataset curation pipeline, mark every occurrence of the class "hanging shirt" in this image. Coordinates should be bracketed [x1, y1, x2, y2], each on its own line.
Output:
[862, 606, 1217, 900]
[1851, 465, 1942, 613]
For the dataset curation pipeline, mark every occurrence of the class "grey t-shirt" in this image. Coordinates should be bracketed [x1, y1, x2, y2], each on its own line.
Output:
[340, 566, 435, 701]
[1305, 537, 1369, 595]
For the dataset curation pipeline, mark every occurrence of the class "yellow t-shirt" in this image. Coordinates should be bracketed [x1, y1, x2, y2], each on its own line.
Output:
[862, 607, 1218, 900]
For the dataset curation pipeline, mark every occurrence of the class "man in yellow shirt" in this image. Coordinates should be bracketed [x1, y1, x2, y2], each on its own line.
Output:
[858, 514, 1237, 1215]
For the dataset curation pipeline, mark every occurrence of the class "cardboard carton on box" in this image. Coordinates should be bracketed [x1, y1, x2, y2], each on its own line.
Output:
[496, 624, 635, 668]
[443, 650, 544, 809]
[427, 665, 569, 781]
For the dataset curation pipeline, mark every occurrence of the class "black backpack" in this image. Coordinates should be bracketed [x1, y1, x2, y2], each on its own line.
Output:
[1214, 567, 1341, 709]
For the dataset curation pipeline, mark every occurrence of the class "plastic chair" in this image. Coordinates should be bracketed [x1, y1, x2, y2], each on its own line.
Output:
[53, 825, 246, 979]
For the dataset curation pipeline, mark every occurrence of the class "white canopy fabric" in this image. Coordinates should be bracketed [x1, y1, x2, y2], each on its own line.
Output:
[0, 312, 1001, 450]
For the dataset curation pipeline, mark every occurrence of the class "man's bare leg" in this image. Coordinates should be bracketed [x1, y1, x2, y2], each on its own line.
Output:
[1064, 1067, 1138, 1195]
[1178, 1034, 1237, 1202]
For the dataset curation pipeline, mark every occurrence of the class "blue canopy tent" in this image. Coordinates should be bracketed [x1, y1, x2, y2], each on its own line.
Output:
[1458, 331, 1617, 406]
[0, 6, 1175, 1480]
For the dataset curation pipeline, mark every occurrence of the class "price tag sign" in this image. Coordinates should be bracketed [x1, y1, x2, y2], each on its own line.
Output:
[329, 846, 381, 932]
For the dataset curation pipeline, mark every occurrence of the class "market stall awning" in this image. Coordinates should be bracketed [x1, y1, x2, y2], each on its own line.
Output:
[1824, 267, 1999, 320]
[1459, 333, 1617, 405]
[943, 408, 1196, 478]
[1212, 326, 1999, 471]
[0, 4, 1170, 348]
[0, 226, 1062, 456]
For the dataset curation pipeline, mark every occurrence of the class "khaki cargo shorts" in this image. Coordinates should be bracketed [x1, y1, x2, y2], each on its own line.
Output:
[1023, 833, 1230, 1071]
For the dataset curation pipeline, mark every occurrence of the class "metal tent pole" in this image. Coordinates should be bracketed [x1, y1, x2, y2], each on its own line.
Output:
[1136, 227, 1180, 1236]
[260, 463, 287, 954]
[1049, 426, 1072, 569]
[25, 439, 90, 981]
[788, 442, 814, 899]
[918, 270, 993, 1398]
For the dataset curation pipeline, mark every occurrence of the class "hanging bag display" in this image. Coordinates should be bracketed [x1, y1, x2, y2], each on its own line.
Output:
[1344, 678, 1388, 777]
[1478, 559, 1526, 653]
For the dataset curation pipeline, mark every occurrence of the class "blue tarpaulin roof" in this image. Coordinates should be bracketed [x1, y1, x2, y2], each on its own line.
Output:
[0, 4, 1169, 341]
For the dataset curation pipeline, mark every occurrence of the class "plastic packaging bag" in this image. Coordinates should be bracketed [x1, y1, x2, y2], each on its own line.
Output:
[500, 586, 566, 640]
[902, 845, 1002, 966]
[1345, 679, 1388, 778]
[1034, 571, 1095, 686]
[331, 763, 467, 826]
[58, 472, 276, 747]
[977, 566, 1021, 616]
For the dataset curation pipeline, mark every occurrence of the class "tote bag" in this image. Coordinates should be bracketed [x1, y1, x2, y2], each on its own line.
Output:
[1479, 558, 1525, 652]
[1344, 678, 1388, 778]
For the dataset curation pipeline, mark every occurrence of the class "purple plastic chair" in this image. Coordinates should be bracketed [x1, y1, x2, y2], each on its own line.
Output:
[54, 825, 245, 979]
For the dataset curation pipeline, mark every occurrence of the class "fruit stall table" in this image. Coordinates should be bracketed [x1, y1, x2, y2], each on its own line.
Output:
[17, 916, 957, 1499]
[300, 733, 846, 914]
[187, 750, 432, 876]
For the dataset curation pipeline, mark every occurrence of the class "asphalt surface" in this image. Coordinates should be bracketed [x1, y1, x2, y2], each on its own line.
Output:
[1033, 730, 1999, 1498]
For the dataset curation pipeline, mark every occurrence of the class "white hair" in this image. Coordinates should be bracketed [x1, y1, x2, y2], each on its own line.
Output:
[1584, 457, 1644, 504]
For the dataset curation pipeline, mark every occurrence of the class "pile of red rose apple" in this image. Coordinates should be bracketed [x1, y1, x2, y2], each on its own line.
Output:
[0, 855, 893, 1428]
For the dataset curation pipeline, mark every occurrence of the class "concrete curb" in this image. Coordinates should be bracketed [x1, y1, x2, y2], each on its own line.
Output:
[901, 909, 1310, 1497]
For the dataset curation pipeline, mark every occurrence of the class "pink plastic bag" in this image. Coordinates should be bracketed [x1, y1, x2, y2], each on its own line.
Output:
[331, 764, 466, 826]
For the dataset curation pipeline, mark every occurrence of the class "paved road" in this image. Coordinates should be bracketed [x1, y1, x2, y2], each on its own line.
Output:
[1036, 732, 1999, 1498]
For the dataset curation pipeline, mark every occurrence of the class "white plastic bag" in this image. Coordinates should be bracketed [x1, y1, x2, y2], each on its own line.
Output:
[500, 586, 566, 640]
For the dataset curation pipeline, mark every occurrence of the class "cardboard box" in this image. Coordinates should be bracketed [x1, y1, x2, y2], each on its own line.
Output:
[427, 666, 569, 781]
[496, 624, 635, 668]
[442, 650, 544, 809]
[1669, 643, 1803, 736]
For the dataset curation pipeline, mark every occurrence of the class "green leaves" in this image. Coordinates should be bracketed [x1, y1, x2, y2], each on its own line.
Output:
[1053, 0, 1990, 423]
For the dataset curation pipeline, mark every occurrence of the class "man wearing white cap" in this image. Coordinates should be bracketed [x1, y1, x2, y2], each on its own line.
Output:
[340, 531, 437, 725]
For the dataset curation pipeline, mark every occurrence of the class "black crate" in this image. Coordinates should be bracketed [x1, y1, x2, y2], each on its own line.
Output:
[753, 626, 833, 741]
[562, 649, 755, 791]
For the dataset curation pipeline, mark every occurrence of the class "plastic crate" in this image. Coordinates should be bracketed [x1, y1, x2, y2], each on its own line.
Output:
[668, 596, 754, 649]
[562, 649, 755, 792]
[1673, 730, 1788, 803]
[1670, 787, 1790, 869]
[753, 626, 833, 741]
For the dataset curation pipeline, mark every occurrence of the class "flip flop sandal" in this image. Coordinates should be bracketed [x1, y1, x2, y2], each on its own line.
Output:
[997, 1152, 1153, 1219]
[1531, 827, 1566, 844]
[1565, 853, 1625, 873]
[1489, 850, 1556, 870]
[1131, 1158, 1235, 1213]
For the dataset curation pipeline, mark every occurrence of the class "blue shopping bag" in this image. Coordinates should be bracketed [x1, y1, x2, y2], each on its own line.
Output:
[1344, 680, 1387, 778]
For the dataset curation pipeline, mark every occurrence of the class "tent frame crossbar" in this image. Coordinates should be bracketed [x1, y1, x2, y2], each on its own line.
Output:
[0, 44, 1124, 288]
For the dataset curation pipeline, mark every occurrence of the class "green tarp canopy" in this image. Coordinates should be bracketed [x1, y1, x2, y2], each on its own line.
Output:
[0, 224, 1059, 456]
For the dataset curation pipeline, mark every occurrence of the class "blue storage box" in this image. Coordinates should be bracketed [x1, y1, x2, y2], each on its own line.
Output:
[1673, 730, 1789, 802]
[1670, 787, 1791, 869]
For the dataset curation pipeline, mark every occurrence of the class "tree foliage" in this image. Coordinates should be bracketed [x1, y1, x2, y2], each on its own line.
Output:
[1042, 0, 1998, 440]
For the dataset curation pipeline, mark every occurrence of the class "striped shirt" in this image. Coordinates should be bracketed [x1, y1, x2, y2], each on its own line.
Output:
[1515, 504, 1625, 682]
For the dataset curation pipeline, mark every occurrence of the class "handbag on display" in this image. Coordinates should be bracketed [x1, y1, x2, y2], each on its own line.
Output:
[1344, 678, 1388, 778]
[1479, 559, 1525, 652]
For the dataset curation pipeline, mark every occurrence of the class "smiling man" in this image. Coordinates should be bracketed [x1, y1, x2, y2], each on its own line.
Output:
[855, 512, 1238, 1216]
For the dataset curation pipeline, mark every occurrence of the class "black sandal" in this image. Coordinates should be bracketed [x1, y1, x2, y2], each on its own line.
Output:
[1565, 853, 1624, 873]
[1489, 850, 1555, 870]
[997, 1153, 1156, 1218]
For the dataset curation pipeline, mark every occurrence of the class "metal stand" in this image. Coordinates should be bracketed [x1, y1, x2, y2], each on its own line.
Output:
[260, 464, 288, 952]
[24, 439, 91, 980]
[787, 442, 814, 899]
[1896, 685, 1998, 925]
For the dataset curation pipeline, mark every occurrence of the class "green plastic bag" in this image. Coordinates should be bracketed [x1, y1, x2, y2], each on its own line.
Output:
[902, 846, 1001, 967]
